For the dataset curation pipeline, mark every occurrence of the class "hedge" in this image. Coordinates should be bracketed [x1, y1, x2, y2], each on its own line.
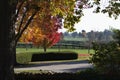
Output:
[31, 52, 78, 61]
[15, 71, 120, 80]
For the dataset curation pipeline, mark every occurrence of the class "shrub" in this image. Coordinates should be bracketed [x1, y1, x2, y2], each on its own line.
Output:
[31, 52, 78, 61]
[90, 41, 120, 75]
[15, 71, 120, 80]
[16, 51, 78, 64]
[15, 72, 76, 80]
[16, 52, 33, 64]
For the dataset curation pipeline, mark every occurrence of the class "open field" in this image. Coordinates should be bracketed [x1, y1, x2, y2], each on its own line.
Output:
[63, 37, 88, 41]
[16, 48, 93, 64]
[16, 48, 94, 54]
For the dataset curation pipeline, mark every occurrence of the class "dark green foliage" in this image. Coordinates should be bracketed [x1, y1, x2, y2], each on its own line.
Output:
[94, 0, 120, 19]
[15, 71, 120, 80]
[113, 29, 120, 45]
[31, 52, 78, 61]
[90, 41, 120, 75]
[16, 42, 33, 48]
[52, 40, 87, 49]
[15, 72, 77, 80]
[16, 52, 33, 64]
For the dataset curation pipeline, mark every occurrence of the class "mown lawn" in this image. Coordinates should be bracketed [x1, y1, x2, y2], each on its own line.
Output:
[16, 48, 93, 64]
[16, 48, 94, 54]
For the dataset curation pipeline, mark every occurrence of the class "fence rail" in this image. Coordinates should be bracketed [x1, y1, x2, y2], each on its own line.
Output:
[16, 41, 89, 49]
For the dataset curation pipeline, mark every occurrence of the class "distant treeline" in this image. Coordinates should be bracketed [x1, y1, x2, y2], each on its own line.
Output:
[62, 29, 114, 42]
[17, 29, 115, 49]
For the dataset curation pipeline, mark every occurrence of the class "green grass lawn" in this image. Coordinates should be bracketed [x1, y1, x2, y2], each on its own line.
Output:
[16, 48, 94, 54]
[16, 48, 94, 64]
[63, 37, 88, 41]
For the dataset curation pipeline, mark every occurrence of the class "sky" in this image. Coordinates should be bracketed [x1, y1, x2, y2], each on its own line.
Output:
[60, 7, 120, 33]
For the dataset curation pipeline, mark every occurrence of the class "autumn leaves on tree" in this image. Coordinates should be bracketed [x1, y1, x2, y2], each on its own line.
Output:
[15, 0, 86, 52]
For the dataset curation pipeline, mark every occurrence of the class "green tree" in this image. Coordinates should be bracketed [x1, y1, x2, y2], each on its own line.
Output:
[90, 40, 120, 75]
[113, 29, 120, 45]
[14, 0, 85, 63]
[93, 0, 120, 19]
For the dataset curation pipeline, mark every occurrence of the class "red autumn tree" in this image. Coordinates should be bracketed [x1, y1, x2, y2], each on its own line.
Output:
[20, 15, 62, 52]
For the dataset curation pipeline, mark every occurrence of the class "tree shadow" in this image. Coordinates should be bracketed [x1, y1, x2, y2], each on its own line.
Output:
[15, 60, 92, 69]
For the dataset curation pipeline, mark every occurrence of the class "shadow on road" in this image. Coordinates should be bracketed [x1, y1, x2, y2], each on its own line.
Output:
[15, 60, 90, 68]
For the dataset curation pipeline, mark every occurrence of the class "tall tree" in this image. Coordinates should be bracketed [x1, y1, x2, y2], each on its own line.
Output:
[14, 0, 40, 64]
[19, 16, 62, 52]
[0, 0, 17, 80]
[17, 0, 85, 53]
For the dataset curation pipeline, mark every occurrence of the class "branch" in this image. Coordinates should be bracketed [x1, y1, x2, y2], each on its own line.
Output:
[15, 8, 28, 39]
[15, 0, 25, 22]
[15, 10, 38, 43]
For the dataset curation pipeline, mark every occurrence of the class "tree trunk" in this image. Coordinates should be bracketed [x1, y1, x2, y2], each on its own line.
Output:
[0, 13, 15, 80]
[43, 38, 47, 53]
[14, 43, 18, 66]
[0, 0, 17, 80]
[43, 44, 47, 53]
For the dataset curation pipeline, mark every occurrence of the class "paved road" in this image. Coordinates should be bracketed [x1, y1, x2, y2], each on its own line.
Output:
[14, 60, 93, 73]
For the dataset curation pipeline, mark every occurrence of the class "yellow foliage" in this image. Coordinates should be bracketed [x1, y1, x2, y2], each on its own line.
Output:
[18, 0, 78, 47]
[19, 26, 45, 45]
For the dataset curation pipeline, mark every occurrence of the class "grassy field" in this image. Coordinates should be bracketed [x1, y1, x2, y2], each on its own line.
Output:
[63, 37, 88, 41]
[16, 48, 94, 64]
[16, 48, 94, 54]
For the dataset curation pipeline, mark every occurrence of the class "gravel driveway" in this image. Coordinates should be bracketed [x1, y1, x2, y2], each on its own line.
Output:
[14, 60, 93, 73]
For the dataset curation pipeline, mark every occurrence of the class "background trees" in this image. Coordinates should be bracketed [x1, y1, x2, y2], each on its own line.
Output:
[62, 29, 114, 43]
[90, 38, 120, 75]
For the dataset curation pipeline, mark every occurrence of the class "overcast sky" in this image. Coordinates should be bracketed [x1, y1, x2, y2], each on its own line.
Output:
[59, 0, 120, 33]
[60, 3, 120, 33]
[74, 8, 120, 32]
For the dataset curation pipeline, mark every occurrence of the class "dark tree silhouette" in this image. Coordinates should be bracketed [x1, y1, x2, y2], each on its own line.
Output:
[0, 0, 17, 80]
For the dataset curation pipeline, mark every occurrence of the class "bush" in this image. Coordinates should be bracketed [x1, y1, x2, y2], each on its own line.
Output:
[15, 71, 120, 80]
[90, 41, 120, 75]
[16, 52, 33, 64]
[16, 51, 78, 64]
[16, 42, 33, 48]
[31, 52, 78, 61]
[15, 72, 76, 80]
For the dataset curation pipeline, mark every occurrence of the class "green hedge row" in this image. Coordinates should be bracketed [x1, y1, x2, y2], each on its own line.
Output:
[31, 52, 78, 61]
[17, 52, 33, 64]
[15, 71, 120, 80]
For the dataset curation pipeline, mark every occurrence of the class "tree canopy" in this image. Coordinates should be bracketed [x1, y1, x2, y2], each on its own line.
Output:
[15, 0, 87, 43]
[93, 0, 120, 19]
[16, 0, 88, 51]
